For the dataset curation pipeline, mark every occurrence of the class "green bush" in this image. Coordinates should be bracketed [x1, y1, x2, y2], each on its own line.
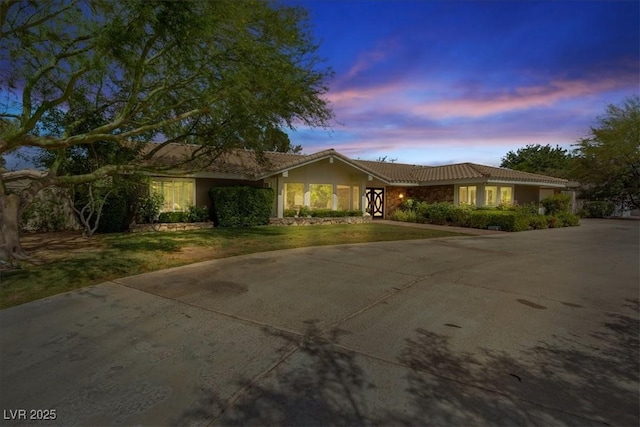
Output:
[97, 192, 130, 233]
[186, 205, 209, 222]
[420, 202, 456, 225]
[515, 202, 539, 215]
[311, 209, 346, 218]
[469, 210, 530, 232]
[284, 209, 297, 217]
[135, 192, 164, 224]
[581, 201, 615, 218]
[158, 211, 187, 223]
[541, 194, 571, 215]
[299, 206, 312, 217]
[528, 214, 548, 230]
[390, 209, 419, 223]
[557, 212, 580, 227]
[209, 186, 274, 227]
[449, 205, 475, 227]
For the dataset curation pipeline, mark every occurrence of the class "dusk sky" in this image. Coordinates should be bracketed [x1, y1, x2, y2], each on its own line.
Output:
[286, 0, 640, 166]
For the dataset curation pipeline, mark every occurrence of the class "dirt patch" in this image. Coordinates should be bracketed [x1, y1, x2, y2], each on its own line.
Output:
[14, 231, 105, 265]
[169, 246, 218, 264]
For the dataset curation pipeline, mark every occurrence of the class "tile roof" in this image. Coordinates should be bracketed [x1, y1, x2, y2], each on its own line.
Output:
[144, 142, 567, 186]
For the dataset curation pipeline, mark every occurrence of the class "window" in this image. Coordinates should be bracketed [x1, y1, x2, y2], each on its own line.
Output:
[459, 186, 477, 205]
[352, 186, 360, 210]
[151, 179, 195, 212]
[284, 183, 304, 209]
[310, 184, 333, 209]
[337, 185, 351, 210]
[485, 186, 497, 206]
[500, 187, 513, 205]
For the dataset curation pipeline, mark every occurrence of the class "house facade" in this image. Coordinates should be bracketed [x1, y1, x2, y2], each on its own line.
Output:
[148, 146, 568, 219]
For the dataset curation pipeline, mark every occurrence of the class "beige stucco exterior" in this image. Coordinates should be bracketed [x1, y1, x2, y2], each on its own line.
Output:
[264, 157, 370, 218]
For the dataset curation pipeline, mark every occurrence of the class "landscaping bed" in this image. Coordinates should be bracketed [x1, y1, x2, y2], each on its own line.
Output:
[390, 195, 580, 232]
[130, 221, 214, 233]
[270, 216, 371, 226]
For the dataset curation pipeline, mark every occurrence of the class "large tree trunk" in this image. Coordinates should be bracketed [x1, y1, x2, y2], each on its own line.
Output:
[0, 193, 30, 262]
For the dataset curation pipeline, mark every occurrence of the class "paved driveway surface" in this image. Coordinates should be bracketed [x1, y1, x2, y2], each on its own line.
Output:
[0, 219, 638, 426]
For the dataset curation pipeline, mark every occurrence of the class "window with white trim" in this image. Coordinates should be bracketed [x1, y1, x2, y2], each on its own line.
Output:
[284, 183, 304, 209]
[151, 178, 195, 212]
[485, 186, 498, 206]
[459, 185, 477, 205]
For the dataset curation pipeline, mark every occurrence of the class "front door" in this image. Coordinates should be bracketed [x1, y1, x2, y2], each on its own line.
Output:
[365, 187, 385, 218]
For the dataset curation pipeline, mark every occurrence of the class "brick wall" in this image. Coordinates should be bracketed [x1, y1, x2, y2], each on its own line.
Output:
[407, 185, 454, 203]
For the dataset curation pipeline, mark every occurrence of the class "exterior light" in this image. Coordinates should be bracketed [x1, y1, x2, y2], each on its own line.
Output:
[399, 193, 404, 199]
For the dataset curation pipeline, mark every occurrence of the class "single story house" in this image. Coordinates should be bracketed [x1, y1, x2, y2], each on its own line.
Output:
[147, 144, 568, 219]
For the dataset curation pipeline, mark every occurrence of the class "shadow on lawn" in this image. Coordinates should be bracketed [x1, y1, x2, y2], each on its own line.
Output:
[175, 301, 639, 426]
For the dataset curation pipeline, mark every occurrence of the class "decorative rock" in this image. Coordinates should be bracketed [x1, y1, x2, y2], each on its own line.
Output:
[129, 222, 214, 233]
[268, 216, 371, 226]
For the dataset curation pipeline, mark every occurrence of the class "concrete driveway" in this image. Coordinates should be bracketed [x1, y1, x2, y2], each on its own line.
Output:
[1, 219, 638, 426]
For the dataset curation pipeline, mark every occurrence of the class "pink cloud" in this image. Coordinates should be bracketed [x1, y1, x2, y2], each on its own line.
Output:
[325, 72, 638, 123]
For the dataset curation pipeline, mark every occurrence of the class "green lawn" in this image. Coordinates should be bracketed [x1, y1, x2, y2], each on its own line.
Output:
[0, 223, 463, 309]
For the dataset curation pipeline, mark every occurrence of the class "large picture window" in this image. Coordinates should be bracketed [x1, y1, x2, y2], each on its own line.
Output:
[352, 186, 360, 210]
[284, 183, 304, 209]
[459, 186, 477, 205]
[500, 187, 513, 205]
[309, 184, 333, 209]
[151, 179, 195, 212]
[485, 186, 498, 206]
[337, 185, 351, 210]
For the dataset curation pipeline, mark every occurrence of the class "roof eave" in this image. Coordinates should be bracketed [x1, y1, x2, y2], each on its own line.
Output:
[257, 153, 393, 184]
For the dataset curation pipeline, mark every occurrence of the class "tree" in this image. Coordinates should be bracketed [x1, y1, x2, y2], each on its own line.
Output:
[0, 0, 333, 261]
[260, 127, 302, 154]
[500, 144, 573, 178]
[572, 96, 640, 209]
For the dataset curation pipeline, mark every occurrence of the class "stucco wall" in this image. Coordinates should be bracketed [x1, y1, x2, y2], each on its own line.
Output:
[514, 185, 539, 205]
[275, 158, 368, 216]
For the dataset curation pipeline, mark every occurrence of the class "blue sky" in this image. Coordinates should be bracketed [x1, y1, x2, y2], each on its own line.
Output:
[286, 0, 639, 165]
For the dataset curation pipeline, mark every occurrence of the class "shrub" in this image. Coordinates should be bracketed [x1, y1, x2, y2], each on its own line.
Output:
[390, 209, 419, 223]
[158, 211, 187, 223]
[557, 212, 580, 227]
[209, 186, 274, 227]
[97, 191, 130, 233]
[528, 214, 548, 230]
[347, 209, 363, 217]
[135, 193, 164, 224]
[311, 209, 346, 218]
[21, 196, 68, 232]
[514, 202, 539, 215]
[541, 194, 571, 215]
[284, 209, 297, 217]
[186, 205, 209, 222]
[399, 198, 418, 211]
[425, 202, 456, 225]
[469, 210, 530, 232]
[449, 205, 475, 227]
[299, 206, 312, 217]
[581, 201, 615, 218]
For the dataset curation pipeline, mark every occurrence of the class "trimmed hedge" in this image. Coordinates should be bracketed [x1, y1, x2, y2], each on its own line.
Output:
[158, 211, 187, 223]
[209, 186, 274, 227]
[390, 200, 579, 231]
[468, 210, 531, 232]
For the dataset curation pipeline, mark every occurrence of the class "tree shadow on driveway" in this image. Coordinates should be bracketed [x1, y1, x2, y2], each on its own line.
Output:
[177, 301, 639, 426]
